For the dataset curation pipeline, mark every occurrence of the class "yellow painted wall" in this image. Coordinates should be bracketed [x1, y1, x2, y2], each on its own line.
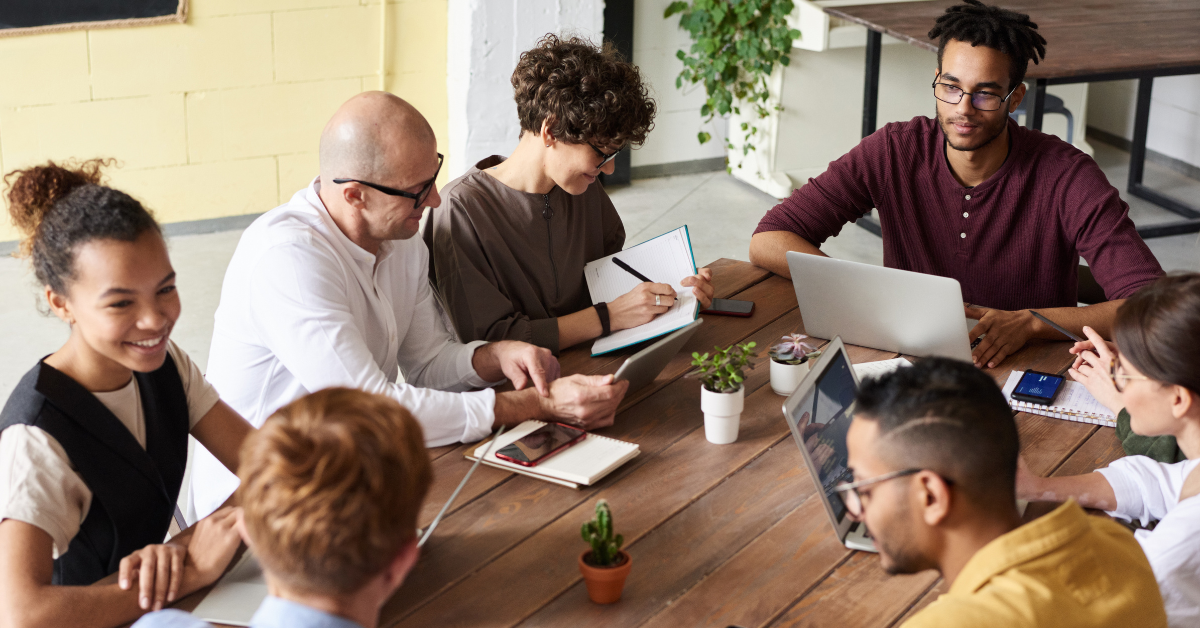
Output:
[0, 0, 448, 243]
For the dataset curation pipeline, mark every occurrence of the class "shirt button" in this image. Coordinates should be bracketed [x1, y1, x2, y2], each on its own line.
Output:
[960, 233, 966, 238]
[965, 194, 972, 200]
[963, 212, 969, 218]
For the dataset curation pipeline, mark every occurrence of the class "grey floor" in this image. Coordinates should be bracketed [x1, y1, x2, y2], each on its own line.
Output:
[1, 139, 1197, 401]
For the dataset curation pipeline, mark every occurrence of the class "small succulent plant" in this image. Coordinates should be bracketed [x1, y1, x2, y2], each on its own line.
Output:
[767, 333, 820, 365]
[581, 499, 624, 567]
[690, 341, 757, 393]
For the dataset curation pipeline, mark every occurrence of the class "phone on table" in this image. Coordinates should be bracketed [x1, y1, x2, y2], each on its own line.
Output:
[494, 423, 587, 467]
[1011, 370, 1064, 405]
[700, 298, 755, 317]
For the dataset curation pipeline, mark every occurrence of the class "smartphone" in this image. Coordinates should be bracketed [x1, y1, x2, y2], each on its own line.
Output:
[700, 298, 755, 317]
[1011, 370, 1064, 405]
[494, 423, 587, 467]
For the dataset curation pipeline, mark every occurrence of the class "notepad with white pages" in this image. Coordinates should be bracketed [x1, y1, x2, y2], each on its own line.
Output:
[1000, 370, 1117, 427]
[465, 421, 640, 489]
[585, 226, 699, 356]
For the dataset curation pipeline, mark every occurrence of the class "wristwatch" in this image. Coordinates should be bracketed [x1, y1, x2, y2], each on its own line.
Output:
[594, 302, 612, 337]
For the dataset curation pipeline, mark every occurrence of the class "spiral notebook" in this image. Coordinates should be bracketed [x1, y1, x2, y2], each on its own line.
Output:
[465, 421, 640, 489]
[1000, 371, 1117, 427]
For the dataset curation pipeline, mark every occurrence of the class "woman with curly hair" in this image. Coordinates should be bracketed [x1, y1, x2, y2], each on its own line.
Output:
[427, 34, 714, 355]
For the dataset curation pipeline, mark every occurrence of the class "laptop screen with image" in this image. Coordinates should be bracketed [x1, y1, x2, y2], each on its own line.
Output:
[788, 348, 857, 522]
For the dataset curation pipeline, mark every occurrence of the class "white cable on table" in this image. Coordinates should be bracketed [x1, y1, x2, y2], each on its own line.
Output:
[418, 425, 507, 548]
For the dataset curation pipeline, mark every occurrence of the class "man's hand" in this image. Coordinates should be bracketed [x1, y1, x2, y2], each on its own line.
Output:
[539, 374, 629, 430]
[966, 306, 1036, 368]
[474, 341, 561, 396]
[609, 282, 676, 331]
[1066, 326, 1123, 415]
[682, 267, 715, 310]
[180, 507, 243, 596]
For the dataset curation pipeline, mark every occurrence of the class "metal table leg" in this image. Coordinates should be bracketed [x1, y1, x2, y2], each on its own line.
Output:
[1126, 76, 1200, 237]
[1028, 79, 1047, 130]
[856, 30, 884, 235]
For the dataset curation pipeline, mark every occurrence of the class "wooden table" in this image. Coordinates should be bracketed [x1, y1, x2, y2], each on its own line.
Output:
[178, 259, 1125, 628]
[825, 0, 1200, 239]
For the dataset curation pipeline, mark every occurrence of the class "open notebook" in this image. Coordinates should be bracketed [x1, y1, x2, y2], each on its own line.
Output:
[465, 421, 640, 489]
[585, 226, 699, 356]
[1000, 370, 1117, 427]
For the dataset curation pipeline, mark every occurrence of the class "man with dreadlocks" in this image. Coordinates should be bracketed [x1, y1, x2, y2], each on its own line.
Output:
[750, 0, 1162, 369]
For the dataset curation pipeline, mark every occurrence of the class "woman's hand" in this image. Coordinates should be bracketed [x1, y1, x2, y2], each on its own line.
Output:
[180, 507, 243, 596]
[1015, 456, 1043, 502]
[1066, 326, 1123, 415]
[682, 267, 715, 310]
[118, 542, 187, 611]
[608, 282, 676, 330]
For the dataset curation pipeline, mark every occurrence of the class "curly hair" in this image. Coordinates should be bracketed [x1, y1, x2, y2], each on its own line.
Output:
[4, 159, 160, 295]
[928, 0, 1046, 92]
[512, 34, 656, 147]
[237, 388, 432, 594]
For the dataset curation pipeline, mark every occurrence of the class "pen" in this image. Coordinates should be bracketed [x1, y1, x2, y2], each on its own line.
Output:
[613, 257, 653, 283]
[1029, 310, 1084, 343]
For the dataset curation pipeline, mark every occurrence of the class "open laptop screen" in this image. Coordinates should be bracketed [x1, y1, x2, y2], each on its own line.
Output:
[788, 348, 857, 521]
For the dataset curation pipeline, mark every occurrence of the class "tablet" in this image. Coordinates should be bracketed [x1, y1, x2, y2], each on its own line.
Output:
[612, 319, 703, 393]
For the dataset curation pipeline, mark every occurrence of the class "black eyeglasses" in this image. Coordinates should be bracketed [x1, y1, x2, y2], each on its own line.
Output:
[932, 74, 1019, 112]
[333, 153, 444, 209]
[833, 468, 953, 518]
[589, 143, 621, 169]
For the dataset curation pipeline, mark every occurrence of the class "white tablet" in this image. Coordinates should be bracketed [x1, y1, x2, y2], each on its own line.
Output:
[612, 319, 703, 393]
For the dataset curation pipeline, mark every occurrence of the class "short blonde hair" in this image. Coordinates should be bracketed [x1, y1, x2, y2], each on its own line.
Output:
[237, 388, 431, 593]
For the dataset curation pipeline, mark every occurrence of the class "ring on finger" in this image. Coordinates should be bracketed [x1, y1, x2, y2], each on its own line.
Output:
[655, 295, 661, 307]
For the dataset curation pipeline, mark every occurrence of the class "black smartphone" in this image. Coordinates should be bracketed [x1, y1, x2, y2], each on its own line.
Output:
[495, 423, 586, 467]
[1011, 370, 1064, 405]
[700, 298, 755, 317]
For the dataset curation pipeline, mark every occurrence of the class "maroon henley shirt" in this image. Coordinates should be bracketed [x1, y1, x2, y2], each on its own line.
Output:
[755, 116, 1163, 310]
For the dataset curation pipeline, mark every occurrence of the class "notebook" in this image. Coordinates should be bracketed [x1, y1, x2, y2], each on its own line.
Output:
[190, 551, 267, 626]
[465, 421, 640, 489]
[584, 226, 700, 356]
[1000, 370, 1117, 427]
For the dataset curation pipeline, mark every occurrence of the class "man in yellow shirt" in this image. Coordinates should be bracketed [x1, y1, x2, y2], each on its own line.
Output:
[843, 358, 1166, 627]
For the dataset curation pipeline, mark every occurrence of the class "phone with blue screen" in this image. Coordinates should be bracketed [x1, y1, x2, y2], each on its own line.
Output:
[1011, 370, 1064, 405]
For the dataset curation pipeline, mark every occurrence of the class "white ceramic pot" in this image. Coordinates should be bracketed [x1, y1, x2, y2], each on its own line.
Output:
[770, 359, 810, 396]
[700, 386, 745, 444]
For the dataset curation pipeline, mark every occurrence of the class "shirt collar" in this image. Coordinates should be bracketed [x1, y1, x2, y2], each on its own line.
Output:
[250, 596, 365, 628]
[304, 178, 393, 267]
[950, 499, 1090, 595]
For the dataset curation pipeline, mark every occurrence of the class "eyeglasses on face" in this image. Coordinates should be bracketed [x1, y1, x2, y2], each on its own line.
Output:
[589, 143, 622, 169]
[1109, 358, 1152, 392]
[332, 153, 444, 209]
[833, 468, 951, 518]
[931, 73, 1020, 112]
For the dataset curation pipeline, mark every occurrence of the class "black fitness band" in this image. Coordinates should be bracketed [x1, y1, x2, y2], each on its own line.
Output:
[594, 302, 611, 337]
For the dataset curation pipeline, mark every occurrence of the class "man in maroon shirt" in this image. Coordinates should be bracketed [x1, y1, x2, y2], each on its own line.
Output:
[749, 0, 1162, 368]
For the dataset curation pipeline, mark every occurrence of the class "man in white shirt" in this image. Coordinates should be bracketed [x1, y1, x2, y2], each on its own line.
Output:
[193, 92, 627, 518]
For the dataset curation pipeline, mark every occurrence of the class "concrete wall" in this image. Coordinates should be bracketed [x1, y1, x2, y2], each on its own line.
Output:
[1088, 76, 1200, 171]
[0, 0, 448, 243]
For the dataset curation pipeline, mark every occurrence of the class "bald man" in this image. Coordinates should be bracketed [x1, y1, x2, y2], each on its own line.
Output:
[192, 93, 628, 518]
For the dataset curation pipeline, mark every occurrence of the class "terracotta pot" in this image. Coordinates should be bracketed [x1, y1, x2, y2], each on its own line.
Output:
[578, 549, 632, 604]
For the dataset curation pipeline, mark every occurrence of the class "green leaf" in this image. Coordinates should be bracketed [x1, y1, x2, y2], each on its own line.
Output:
[664, 1, 689, 18]
[697, 131, 712, 144]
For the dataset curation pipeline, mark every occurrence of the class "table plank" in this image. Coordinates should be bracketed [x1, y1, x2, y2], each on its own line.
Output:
[768, 552, 939, 628]
[1053, 427, 1125, 477]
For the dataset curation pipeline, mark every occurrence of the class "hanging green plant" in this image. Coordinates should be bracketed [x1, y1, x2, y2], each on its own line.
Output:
[664, 0, 800, 164]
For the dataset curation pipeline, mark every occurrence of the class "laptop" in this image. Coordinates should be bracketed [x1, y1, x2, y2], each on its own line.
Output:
[786, 252, 973, 361]
[781, 336, 876, 552]
[612, 319, 703, 394]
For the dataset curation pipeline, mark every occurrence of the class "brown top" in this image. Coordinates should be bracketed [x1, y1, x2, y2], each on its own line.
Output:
[825, 0, 1200, 81]
[425, 156, 625, 354]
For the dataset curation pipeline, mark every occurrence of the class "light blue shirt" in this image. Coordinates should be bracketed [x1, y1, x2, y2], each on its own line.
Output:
[131, 596, 364, 628]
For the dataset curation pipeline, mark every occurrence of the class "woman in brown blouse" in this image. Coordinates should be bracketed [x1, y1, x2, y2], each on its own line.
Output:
[426, 34, 713, 355]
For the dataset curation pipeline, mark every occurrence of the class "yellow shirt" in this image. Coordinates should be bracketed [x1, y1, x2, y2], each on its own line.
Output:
[903, 500, 1167, 628]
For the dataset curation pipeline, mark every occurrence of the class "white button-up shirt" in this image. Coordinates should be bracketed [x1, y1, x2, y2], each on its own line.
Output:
[192, 180, 495, 518]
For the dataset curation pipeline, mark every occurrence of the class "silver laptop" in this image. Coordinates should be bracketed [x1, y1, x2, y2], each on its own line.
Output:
[786, 252, 972, 361]
[782, 337, 875, 552]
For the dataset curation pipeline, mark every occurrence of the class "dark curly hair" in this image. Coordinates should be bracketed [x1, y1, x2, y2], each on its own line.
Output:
[928, 0, 1046, 93]
[512, 34, 656, 147]
[5, 159, 160, 295]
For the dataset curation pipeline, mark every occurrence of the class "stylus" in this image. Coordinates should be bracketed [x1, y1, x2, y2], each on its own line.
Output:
[1029, 310, 1084, 343]
[418, 424, 507, 548]
[613, 257, 653, 283]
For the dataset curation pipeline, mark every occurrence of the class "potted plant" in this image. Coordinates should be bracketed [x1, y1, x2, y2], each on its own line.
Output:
[579, 499, 631, 604]
[690, 341, 756, 444]
[766, 333, 821, 396]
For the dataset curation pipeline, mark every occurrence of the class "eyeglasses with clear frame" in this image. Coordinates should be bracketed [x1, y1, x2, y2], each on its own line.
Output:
[931, 73, 1020, 112]
[833, 468, 923, 519]
[333, 152, 444, 209]
[1110, 358, 1152, 392]
[589, 143, 622, 169]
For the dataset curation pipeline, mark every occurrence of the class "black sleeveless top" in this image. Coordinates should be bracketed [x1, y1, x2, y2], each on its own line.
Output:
[0, 356, 190, 585]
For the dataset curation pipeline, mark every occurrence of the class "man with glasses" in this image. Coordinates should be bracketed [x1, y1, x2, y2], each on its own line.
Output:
[750, 0, 1162, 369]
[190, 92, 628, 519]
[843, 358, 1166, 627]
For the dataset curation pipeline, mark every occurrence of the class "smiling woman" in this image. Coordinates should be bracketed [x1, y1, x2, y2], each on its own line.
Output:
[0, 161, 253, 628]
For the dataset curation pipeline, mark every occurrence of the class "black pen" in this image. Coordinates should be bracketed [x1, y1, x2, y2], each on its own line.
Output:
[1029, 310, 1084, 342]
[613, 257, 653, 283]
